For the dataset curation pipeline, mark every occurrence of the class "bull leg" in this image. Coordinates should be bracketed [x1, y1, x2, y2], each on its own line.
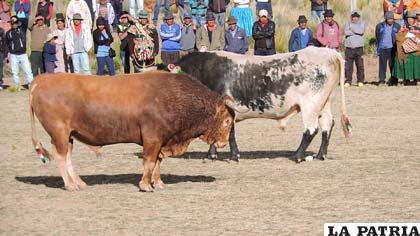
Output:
[293, 107, 320, 163]
[207, 144, 218, 160]
[151, 157, 164, 189]
[316, 100, 335, 160]
[66, 138, 87, 190]
[229, 124, 240, 162]
[51, 144, 76, 191]
[139, 141, 161, 192]
[315, 120, 335, 160]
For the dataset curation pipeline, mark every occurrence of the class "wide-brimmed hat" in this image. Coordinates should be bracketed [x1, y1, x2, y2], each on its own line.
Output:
[259, 9, 268, 17]
[138, 10, 149, 19]
[297, 15, 307, 23]
[206, 12, 215, 21]
[96, 17, 106, 26]
[384, 11, 394, 20]
[226, 16, 236, 24]
[407, 11, 416, 18]
[55, 13, 65, 22]
[45, 33, 58, 42]
[72, 13, 83, 21]
[324, 9, 334, 17]
[351, 10, 360, 18]
[164, 12, 174, 20]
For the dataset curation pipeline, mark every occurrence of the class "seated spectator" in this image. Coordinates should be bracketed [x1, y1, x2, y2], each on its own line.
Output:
[196, 13, 225, 52]
[316, 9, 342, 50]
[180, 12, 197, 55]
[311, 0, 327, 23]
[160, 12, 181, 65]
[252, 9, 275, 56]
[14, 0, 31, 32]
[256, 0, 272, 19]
[43, 33, 58, 73]
[96, 0, 115, 31]
[117, 12, 132, 74]
[190, 0, 209, 27]
[288, 15, 313, 52]
[126, 11, 159, 72]
[93, 17, 116, 76]
[29, 15, 51, 77]
[208, 0, 230, 26]
[224, 16, 248, 54]
[383, 0, 404, 24]
[65, 13, 93, 75]
[231, 0, 254, 36]
[36, 0, 54, 27]
[344, 10, 365, 87]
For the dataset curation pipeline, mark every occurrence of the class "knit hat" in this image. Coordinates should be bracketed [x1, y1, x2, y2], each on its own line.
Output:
[96, 17, 106, 26]
[384, 11, 394, 20]
[297, 15, 308, 23]
[259, 9, 268, 17]
[138, 10, 149, 19]
[72, 13, 84, 21]
[323, 9, 334, 17]
[164, 12, 174, 20]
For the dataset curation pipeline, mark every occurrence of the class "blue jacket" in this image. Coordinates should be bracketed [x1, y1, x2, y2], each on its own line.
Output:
[375, 21, 400, 55]
[288, 27, 313, 52]
[224, 26, 248, 54]
[43, 42, 57, 62]
[160, 23, 182, 52]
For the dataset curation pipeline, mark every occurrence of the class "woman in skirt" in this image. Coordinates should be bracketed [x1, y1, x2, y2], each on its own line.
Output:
[230, 0, 254, 36]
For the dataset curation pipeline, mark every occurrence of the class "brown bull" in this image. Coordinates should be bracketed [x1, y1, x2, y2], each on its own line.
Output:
[30, 72, 237, 192]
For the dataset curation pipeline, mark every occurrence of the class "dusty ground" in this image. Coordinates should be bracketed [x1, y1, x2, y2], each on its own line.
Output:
[0, 57, 419, 235]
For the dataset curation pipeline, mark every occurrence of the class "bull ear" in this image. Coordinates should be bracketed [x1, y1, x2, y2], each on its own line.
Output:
[223, 96, 249, 113]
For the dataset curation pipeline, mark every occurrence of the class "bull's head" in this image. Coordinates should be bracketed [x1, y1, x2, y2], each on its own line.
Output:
[201, 96, 249, 148]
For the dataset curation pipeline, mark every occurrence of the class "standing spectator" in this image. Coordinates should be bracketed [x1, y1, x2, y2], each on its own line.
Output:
[126, 11, 159, 72]
[65, 13, 93, 75]
[29, 15, 51, 77]
[288, 15, 313, 52]
[52, 13, 72, 73]
[36, 0, 54, 27]
[14, 0, 31, 32]
[0, 0, 11, 31]
[110, 0, 123, 29]
[6, 16, 33, 88]
[196, 13, 225, 51]
[316, 9, 342, 50]
[344, 10, 365, 87]
[160, 12, 181, 65]
[66, 0, 93, 29]
[256, 0, 272, 19]
[180, 12, 196, 55]
[383, 0, 404, 24]
[208, 0, 230, 26]
[129, 0, 143, 17]
[117, 12, 132, 74]
[231, 0, 254, 36]
[190, 0, 208, 27]
[375, 11, 401, 86]
[93, 17, 115, 76]
[95, 0, 115, 30]
[311, 0, 327, 23]
[0, 22, 6, 90]
[153, 0, 171, 25]
[43, 33, 58, 73]
[176, 0, 192, 23]
[224, 16, 248, 54]
[252, 9, 275, 56]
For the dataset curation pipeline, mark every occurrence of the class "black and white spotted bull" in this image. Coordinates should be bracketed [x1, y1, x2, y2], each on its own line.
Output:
[172, 46, 352, 163]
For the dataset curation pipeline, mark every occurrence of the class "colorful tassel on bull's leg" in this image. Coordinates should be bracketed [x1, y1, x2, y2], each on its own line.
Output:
[35, 144, 47, 163]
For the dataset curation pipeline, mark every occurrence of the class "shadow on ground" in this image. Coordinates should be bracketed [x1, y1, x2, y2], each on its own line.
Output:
[15, 174, 216, 189]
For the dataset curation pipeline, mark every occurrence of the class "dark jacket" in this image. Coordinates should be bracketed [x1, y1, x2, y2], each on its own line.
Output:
[208, 0, 230, 13]
[0, 27, 7, 55]
[224, 26, 248, 54]
[311, 0, 327, 11]
[252, 20, 275, 50]
[375, 21, 400, 54]
[5, 27, 26, 55]
[288, 27, 313, 52]
[43, 42, 57, 62]
[92, 28, 113, 54]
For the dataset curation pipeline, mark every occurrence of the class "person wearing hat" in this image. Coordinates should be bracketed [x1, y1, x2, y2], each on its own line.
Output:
[66, 0, 93, 29]
[65, 13, 93, 75]
[93, 17, 115, 76]
[126, 10, 159, 72]
[231, 0, 254, 36]
[315, 9, 342, 50]
[288, 15, 313, 52]
[383, 0, 404, 24]
[375, 11, 401, 86]
[42, 33, 58, 73]
[117, 12, 132, 73]
[51, 13, 73, 73]
[160, 12, 182, 65]
[95, 0, 115, 31]
[14, 0, 31, 32]
[180, 12, 196, 55]
[311, 0, 327, 23]
[403, 11, 420, 32]
[36, 0, 54, 27]
[252, 9, 275, 56]
[5, 15, 33, 89]
[343, 10, 365, 87]
[208, 0, 230, 26]
[224, 16, 248, 54]
[29, 15, 51, 77]
[190, 0, 209, 28]
[196, 12, 225, 52]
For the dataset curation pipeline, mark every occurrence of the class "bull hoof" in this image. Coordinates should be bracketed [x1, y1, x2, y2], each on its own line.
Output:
[294, 157, 304, 164]
[65, 184, 80, 192]
[208, 154, 217, 161]
[315, 155, 325, 161]
[139, 181, 154, 192]
[152, 180, 165, 190]
[230, 154, 240, 162]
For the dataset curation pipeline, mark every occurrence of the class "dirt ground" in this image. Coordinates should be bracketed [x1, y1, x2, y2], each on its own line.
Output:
[0, 57, 419, 236]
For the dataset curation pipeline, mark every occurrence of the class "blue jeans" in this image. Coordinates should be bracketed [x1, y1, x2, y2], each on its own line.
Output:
[97, 56, 116, 76]
[9, 53, 33, 85]
[72, 52, 91, 75]
[192, 15, 206, 28]
[153, 0, 170, 23]
[311, 10, 324, 23]
[213, 12, 226, 27]
[129, 0, 144, 16]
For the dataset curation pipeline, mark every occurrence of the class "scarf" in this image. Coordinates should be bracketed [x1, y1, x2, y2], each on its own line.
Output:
[207, 23, 216, 32]
[75, 23, 81, 36]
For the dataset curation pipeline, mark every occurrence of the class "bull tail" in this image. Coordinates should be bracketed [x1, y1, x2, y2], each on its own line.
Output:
[337, 53, 352, 140]
[29, 84, 51, 163]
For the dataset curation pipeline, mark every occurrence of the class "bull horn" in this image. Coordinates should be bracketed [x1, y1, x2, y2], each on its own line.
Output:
[225, 99, 250, 113]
